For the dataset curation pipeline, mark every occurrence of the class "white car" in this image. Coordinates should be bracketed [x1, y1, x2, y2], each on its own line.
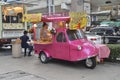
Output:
[85, 32, 103, 44]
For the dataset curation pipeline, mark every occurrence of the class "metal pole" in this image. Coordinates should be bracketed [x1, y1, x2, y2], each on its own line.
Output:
[52, 0, 55, 13]
[47, 0, 55, 15]
[0, 1, 2, 38]
[47, 0, 51, 15]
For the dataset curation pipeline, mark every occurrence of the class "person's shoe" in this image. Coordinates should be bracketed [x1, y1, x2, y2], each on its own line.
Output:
[24, 53, 26, 57]
[28, 54, 32, 56]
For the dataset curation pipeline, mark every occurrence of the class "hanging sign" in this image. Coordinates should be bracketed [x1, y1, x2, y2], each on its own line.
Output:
[69, 12, 87, 30]
[22, 13, 42, 22]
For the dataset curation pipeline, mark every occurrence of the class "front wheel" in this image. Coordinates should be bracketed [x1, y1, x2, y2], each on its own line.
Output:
[39, 52, 49, 63]
[84, 57, 96, 69]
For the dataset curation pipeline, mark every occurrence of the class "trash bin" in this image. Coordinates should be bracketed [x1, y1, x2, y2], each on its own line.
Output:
[12, 38, 22, 58]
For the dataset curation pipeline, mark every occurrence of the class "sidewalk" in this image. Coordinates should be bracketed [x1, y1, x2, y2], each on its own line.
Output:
[0, 56, 51, 80]
[0, 55, 120, 80]
[0, 47, 12, 56]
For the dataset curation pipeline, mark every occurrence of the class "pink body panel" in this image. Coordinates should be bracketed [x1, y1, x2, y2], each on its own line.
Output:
[34, 28, 99, 61]
[69, 39, 98, 61]
[34, 43, 53, 57]
[95, 44, 110, 59]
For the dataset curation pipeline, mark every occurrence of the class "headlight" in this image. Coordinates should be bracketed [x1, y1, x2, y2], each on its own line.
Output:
[78, 45, 82, 50]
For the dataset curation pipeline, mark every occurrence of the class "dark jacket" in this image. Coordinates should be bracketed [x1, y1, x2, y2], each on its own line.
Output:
[20, 35, 29, 48]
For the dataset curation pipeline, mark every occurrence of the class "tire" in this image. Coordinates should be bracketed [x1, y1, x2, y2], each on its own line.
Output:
[84, 57, 96, 69]
[39, 52, 49, 63]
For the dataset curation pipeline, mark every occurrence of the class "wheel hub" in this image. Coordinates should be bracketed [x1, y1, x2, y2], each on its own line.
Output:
[41, 54, 46, 62]
[86, 58, 93, 67]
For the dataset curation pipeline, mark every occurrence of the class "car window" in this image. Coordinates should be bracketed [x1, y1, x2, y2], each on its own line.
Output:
[67, 29, 86, 41]
[90, 29, 98, 32]
[106, 29, 113, 35]
[90, 28, 105, 33]
[98, 28, 105, 33]
[56, 32, 66, 42]
[90, 28, 107, 35]
[63, 33, 66, 42]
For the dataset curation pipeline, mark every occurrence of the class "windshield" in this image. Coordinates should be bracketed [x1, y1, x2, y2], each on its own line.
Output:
[67, 29, 86, 41]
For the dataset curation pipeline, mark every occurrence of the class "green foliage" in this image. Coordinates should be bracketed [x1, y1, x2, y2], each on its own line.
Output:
[107, 44, 120, 62]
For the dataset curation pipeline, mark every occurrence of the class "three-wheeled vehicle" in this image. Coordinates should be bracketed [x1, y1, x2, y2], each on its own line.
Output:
[33, 12, 99, 69]
[34, 13, 110, 69]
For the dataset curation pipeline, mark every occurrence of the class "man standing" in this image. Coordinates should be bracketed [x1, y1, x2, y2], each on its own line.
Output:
[20, 30, 33, 56]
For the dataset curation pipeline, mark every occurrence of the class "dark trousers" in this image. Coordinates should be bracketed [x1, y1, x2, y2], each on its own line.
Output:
[24, 45, 33, 56]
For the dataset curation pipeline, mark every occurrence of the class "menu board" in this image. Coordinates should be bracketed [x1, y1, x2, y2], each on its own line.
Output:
[22, 13, 42, 22]
[3, 23, 24, 29]
[2, 30, 24, 38]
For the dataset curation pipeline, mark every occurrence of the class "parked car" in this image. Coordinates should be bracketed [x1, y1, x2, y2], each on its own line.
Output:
[85, 32, 102, 44]
[89, 27, 120, 44]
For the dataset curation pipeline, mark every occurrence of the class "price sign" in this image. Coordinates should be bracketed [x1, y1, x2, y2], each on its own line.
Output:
[22, 13, 42, 22]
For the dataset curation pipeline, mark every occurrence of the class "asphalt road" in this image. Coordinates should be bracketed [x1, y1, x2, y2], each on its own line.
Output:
[0, 55, 120, 80]
[0, 46, 12, 56]
[0, 47, 120, 80]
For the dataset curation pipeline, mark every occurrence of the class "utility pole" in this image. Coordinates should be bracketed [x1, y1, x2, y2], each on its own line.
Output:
[47, 0, 55, 15]
[0, 1, 2, 38]
[71, 0, 84, 12]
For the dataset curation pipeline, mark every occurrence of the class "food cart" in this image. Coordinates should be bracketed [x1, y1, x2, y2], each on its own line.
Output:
[25, 12, 110, 69]
[32, 12, 98, 69]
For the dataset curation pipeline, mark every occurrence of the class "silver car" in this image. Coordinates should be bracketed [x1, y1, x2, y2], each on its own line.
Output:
[86, 32, 102, 44]
[89, 27, 120, 43]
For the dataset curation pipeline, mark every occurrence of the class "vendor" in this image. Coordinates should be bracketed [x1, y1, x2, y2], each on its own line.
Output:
[40, 22, 52, 41]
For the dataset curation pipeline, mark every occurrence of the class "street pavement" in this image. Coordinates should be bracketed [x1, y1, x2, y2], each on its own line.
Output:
[0, 47, 12, 56]
[0, 48, 120, 80]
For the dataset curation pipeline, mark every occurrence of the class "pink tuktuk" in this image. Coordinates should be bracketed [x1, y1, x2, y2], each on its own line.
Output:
[34, 13, 100, 69]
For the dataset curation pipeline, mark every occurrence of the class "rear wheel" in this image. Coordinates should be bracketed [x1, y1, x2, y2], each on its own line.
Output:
[84, 57, 96, 69]
[39, 52, 49, 63]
